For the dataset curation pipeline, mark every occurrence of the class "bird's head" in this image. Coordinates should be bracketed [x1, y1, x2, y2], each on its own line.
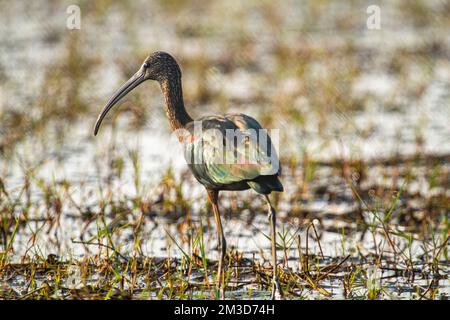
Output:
[94, 51, 181, 135]
[142, 51, 181, 81]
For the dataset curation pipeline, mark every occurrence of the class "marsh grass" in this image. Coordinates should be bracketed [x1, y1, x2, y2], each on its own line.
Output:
[1, 0, 449, 300]
[1, 149, 448, 299]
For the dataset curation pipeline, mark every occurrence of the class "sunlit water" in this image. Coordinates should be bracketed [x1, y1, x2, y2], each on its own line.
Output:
[0, 1, 449, 299]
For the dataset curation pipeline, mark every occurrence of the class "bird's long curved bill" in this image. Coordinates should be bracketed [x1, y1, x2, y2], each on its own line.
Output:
[94, 70, 145, 135]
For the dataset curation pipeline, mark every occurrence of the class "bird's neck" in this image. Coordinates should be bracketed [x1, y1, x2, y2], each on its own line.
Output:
[160, 77, 192, 131]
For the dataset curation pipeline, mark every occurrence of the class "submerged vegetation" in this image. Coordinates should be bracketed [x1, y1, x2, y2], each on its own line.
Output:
[1, 151, 448, 299]
[0, 0, 449, 299]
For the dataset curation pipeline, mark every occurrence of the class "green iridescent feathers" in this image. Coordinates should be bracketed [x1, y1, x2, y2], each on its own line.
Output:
[183, 114, 282, 193]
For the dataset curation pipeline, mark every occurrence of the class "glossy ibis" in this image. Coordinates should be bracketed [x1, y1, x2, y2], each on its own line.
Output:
[94, 51, 283, 299]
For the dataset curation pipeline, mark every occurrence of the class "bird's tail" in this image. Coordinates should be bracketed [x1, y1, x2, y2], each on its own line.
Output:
[247, 175, 284, 195]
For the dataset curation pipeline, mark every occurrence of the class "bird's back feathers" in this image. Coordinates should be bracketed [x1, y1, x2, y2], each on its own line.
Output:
[183, 113, 283, 194]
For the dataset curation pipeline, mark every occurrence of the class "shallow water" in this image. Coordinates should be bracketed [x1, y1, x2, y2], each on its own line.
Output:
[0, 1, 449, 299]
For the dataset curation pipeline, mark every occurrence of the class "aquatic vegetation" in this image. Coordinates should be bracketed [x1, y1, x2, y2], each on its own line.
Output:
[0, 0, 449, 300]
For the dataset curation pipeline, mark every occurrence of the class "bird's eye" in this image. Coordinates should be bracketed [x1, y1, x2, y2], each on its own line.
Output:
[143, 62, 149, 69]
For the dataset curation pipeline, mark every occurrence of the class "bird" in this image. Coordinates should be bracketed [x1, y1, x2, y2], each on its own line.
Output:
[94, 51, 284, 299]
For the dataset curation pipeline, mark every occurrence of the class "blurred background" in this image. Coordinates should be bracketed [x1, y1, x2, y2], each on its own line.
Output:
[0, 0, 449, 299]
[1, 1, 449, 164]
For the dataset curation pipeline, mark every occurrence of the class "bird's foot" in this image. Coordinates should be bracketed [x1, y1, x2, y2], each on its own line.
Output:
[270, 278, 284, 300]
[215, 261, 227, 299]
[219, 286, 225, 300]
[213, 280, 226, 300]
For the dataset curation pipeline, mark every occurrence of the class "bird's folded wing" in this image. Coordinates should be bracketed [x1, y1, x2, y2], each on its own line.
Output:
[198, 114, 280, 185]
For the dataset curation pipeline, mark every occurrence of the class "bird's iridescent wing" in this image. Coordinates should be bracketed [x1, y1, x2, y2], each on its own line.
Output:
[184, 114, 280, 187]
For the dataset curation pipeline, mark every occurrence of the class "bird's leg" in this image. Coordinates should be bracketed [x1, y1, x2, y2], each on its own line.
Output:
[265, 194, 283, 300]
[207, 189, 227, 298]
